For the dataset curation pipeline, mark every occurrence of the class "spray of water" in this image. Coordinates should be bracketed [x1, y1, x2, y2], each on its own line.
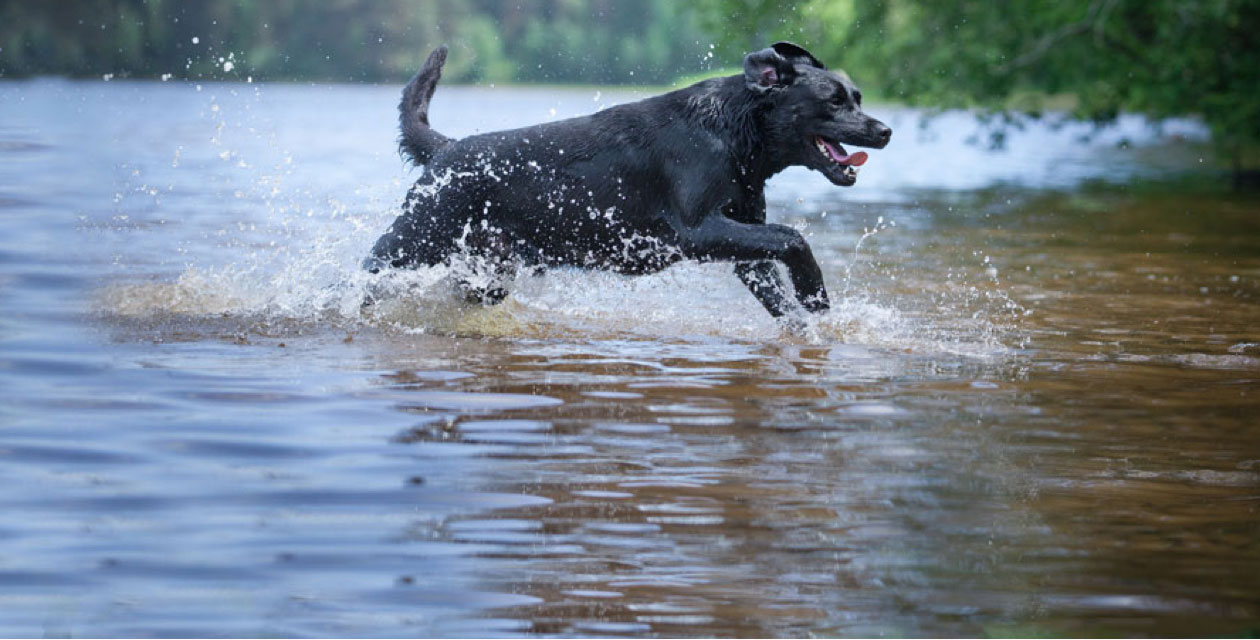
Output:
[99, 217, 1024, 357]
[95, 90, 1027, 358]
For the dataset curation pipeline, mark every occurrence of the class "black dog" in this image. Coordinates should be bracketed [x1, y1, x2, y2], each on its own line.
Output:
[366, 42, 890, 319]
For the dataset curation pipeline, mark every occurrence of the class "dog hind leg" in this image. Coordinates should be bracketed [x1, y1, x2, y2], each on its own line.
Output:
[452, 225, 516, 305]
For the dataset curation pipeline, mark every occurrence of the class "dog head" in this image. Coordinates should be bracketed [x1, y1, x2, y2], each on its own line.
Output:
[744, 42, 891, 186]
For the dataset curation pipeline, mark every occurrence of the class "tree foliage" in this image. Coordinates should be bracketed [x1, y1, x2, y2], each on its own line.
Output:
[6, 0, 1258, 173]
[0, 0, 708, 84]
[694, 0, 1260, 170]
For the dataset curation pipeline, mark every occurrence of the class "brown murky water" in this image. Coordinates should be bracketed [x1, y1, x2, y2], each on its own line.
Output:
[1, 81, 1257, 636]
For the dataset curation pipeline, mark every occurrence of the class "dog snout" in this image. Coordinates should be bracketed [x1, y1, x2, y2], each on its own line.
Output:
[872, 121, 892, 148]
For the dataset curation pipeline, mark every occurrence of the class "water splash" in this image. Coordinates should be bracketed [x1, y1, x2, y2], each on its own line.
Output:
[100, 244, 1022, 359]
[98, 156, 1026, 355]
[91, 85, 1029, 358]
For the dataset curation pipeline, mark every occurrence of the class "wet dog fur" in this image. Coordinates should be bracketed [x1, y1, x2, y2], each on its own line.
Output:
[366, 42, 891, 319]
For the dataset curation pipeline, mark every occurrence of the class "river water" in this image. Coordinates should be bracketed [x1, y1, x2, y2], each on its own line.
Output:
[1, 79, 1257, 637]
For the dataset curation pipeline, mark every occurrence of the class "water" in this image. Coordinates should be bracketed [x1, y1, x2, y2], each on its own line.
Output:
[1, 79, 1257, 637]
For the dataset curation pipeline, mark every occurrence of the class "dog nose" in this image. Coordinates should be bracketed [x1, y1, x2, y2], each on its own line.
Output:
[876, 124, 892, 144]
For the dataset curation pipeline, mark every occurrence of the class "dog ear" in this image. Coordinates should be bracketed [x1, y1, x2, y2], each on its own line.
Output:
[743, 47, 794, 92]
[770, 41, 825, 70]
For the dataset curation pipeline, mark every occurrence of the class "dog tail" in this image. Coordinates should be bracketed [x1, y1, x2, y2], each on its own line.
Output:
[399, 45, 452, 166]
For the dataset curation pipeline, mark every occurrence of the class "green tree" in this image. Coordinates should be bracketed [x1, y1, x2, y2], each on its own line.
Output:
[0, 0, 707, 85]
[695, 0, 1260, 183]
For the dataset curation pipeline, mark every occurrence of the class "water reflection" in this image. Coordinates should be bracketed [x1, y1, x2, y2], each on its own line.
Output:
[363, 321, 1256, 636]
[0, 81, 1257, 636]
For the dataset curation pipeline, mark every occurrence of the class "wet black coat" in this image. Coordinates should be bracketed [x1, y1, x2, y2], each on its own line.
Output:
[368, 43, 891, 317]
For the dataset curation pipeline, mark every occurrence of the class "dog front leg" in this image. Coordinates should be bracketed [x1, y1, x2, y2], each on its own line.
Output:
[735, 261, 795, 317]
[680, 216, 830, 314]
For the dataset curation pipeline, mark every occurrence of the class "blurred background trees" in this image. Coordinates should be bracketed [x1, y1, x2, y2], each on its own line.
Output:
[2, 0, 1257, 176]
[0, 0, 708, 84]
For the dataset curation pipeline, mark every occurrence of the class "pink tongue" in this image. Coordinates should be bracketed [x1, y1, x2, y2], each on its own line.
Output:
[837, 150, 868, 166]
[821, 139, 869, 166]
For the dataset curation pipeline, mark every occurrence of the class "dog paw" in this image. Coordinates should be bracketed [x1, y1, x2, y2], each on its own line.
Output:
[802, 295, 830, 314]
[777, 312, 810, 336]
[463, 287, 510, 305]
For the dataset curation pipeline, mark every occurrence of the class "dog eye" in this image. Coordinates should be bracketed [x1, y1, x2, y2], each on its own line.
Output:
[854, 91, 862, 107]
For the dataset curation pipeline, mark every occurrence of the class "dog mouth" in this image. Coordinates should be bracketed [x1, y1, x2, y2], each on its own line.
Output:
[811, 136, 868, 186]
